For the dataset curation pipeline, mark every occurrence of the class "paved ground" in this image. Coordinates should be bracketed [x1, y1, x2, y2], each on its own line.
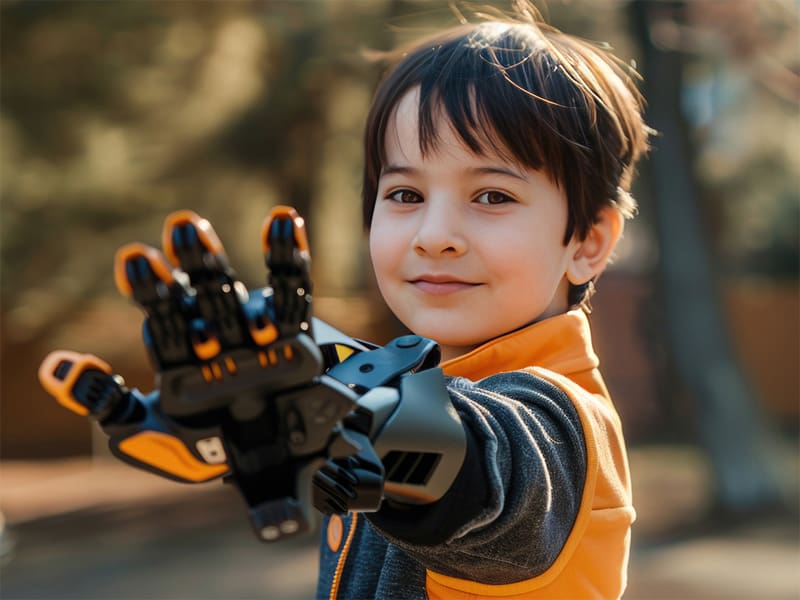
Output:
[1, 448, 798, 599]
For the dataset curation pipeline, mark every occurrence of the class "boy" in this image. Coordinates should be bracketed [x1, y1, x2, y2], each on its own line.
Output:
[316, 7, 649, 600]
[39, 4, 650, 599]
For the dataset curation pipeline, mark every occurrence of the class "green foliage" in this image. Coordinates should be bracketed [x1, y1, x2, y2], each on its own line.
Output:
[1, 0, 796, 347]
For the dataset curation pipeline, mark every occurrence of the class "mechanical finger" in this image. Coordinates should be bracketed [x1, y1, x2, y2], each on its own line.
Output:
[261, 206, 312, 337]
[38, 350, 134, 423]
[114, 242, 176, 305]
[161, 210, 250, 360]
[114, 242, 193, 368]
[39, 352, 229, 484]
[162, 210, 228, 275]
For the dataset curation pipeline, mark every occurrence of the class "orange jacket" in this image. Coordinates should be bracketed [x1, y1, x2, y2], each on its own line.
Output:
[428, 309, 634, 598]
[318, 310, 633, 599]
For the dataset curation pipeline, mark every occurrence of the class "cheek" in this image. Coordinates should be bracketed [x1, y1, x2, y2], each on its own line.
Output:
[483, 230, 568, 289]
[368, 224, 398, 281]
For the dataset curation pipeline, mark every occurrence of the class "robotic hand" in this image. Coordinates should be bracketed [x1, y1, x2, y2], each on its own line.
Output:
[38, 207, 466, 543]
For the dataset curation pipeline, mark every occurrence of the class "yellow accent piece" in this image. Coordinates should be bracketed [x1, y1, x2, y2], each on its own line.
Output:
[334, 345, 355, 363]
[224, 357, 237, 375]
[118, 432, 228, 483]
[282, 345, 294, 361]
[268, 349, 278, 366]
[258, 352, 268, 368]
[201, 365, 213, 383]
[38, 350, 112, 417]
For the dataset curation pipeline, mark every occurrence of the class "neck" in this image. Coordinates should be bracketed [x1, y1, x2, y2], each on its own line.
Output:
[438, 343, 479, 364]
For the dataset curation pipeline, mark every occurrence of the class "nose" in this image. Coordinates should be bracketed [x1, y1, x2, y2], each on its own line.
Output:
[412, 200, 467, 257]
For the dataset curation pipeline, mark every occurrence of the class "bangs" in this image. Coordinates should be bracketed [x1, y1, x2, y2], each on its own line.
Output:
[410, 22, 593, 188]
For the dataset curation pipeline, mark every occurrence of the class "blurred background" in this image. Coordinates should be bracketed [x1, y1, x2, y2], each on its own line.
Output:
[1, 0, 797, 598]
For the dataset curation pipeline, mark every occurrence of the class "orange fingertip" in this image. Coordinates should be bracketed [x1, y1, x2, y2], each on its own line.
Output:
[114, 243, 175, 298]
[261, 205, 310, 255]
[38, 350, 112, 417]
[162, 210, 224, 266]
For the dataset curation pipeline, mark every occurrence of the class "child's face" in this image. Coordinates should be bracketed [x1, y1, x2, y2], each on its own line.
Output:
[369, 89, 582, 362]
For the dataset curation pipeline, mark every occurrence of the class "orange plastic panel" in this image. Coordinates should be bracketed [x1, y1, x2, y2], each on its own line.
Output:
[118, 431, 228, 482]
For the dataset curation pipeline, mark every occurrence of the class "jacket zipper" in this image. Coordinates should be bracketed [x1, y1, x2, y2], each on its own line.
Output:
[329, 513, 359, 600]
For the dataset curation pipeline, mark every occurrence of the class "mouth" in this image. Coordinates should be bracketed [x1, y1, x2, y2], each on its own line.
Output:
[409, 275, 480, 295]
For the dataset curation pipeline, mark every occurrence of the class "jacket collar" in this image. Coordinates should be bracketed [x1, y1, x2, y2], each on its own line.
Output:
[440, 310, 599, 381]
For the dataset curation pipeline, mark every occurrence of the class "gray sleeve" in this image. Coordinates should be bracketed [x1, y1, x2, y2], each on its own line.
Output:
[367, 370, 587, 585]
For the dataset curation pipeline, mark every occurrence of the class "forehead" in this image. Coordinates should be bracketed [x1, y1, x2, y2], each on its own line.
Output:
[389, 88, 421, 131]
[384, 86, 515, 166]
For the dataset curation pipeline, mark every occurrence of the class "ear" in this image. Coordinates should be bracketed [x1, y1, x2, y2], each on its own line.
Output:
[566, 207, 624, 285]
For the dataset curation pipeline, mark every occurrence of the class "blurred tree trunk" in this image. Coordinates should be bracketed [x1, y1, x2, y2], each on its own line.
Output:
[629, 0, 784, 516]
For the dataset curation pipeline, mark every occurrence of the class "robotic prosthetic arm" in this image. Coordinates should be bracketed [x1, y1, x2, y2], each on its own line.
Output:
[38, 207, 465, 542]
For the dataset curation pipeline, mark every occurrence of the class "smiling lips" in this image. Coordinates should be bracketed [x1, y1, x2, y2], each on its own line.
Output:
[410, 275, 480, 295]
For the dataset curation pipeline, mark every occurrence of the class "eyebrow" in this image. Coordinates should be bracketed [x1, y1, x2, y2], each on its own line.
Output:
[470, 166, 529, 182]
[381, 164, 529, 182]
[380, 164, 416, 177]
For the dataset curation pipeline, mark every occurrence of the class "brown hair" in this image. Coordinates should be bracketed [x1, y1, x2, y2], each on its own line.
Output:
[362, 6, 651, 306]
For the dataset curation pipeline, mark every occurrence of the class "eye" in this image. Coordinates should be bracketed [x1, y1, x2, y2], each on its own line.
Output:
[475, 191, 515, 205]
[386, 189, 423, 204]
